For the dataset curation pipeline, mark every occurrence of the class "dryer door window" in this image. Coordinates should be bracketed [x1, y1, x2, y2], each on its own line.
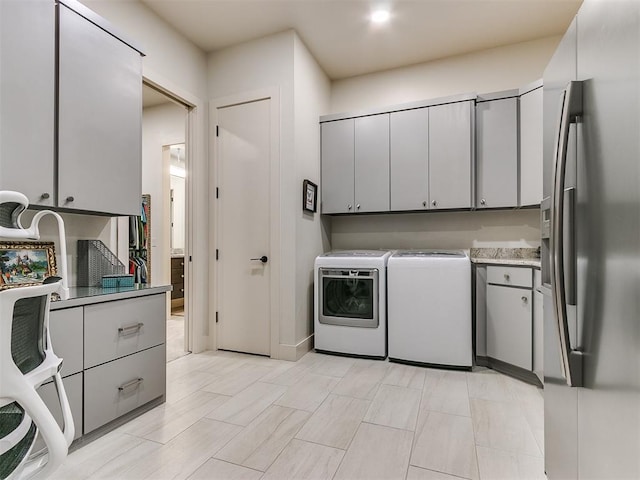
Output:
[319, 268, 379, 328]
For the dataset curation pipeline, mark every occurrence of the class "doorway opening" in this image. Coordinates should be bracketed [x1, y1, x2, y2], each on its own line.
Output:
[141, 82, 190, 363]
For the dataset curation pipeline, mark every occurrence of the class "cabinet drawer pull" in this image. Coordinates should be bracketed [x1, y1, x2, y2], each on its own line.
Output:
[118, 322, 144, 335]
[431, 200, 437, 207]
[181, 274, 184, 279]
[521, 296, 528, 303]
[66, 196, 75, 202]
[422, 201, 427, 207]
[118, 377, 143, 392]
[504, 273, 511, 281]
[41, 192, 50, 200]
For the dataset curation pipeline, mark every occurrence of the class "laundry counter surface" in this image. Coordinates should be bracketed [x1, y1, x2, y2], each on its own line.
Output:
[469, 247, 540, 268]
[50, 284, 172, 310]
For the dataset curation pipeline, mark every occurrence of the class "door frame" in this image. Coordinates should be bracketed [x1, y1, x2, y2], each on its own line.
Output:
[140, 72, 206, 354]
[210, 87, 281, 357]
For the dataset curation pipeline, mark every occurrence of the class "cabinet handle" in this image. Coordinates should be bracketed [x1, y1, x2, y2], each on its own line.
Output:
[118, 322, 144, 336]
[181, 274, 184, 279]
[180, 288, 184, 292]
[521, 296, 528, 304]
[347, 204, 352, 210]
[41, 193, 50, 200]
[480, 198, 486, 205]
[66, 196, 74, 203]
[181, 262, 184, 266]
[356, 204, 360, 210]
[118, 377, 143, 392]
[504, 273, 510, 281]
[431, 200, 437, 207]
[422, 201, 427, 207]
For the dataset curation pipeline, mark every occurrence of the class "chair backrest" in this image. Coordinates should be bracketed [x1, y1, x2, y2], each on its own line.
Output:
[0, 191, 28, 236]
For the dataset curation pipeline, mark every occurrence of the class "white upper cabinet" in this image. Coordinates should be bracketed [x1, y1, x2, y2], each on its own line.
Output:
[0, 0, 56, 207]
[390, 108, 429, 211]
[321, 115, 390, 214]
[476, 93, 519, 208]
[321, 119, 355, 214]
[58, 3, 142, 215]
[519, 83, 543, 206]
[429, 101, 473, 210]
[354, 114, 389, 213]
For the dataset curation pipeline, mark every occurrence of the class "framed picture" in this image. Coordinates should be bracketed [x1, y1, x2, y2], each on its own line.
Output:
[0, 242, 57, 290]
[303, 179, 318, 213]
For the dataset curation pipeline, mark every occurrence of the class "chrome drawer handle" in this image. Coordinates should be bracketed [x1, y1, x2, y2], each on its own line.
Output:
[504, 273, 511, 281]
[118, 322, 144, 336]
[118, 377, 143, 392]
[521, 296, 528, 304]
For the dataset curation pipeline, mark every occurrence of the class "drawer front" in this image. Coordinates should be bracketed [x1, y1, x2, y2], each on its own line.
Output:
[49, 307, 83, 377]
[84, 294, 166, 368]
[487, 266, 532, 288]
[171, 268, 184, 284]
[36, 372, 83, 448]
[171, 257, 185, 269]
[171, 283, 184, 299]
[84, 345, 166, 434]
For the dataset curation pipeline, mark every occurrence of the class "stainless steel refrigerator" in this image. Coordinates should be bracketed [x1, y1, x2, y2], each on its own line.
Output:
[541, 0, 639, 478]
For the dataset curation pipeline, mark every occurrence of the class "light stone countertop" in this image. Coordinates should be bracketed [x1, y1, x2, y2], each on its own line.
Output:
[469, 247, 541, 268]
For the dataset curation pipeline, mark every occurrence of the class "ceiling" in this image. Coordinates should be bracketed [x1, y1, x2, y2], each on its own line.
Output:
[140, 0, 582, 80]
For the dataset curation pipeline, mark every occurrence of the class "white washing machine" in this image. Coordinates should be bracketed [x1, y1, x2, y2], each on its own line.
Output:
[314, 250, 392, 359]
[387, 250, 472, 368]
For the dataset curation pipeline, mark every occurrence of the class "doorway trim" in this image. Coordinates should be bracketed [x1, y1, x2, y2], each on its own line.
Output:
[141, 71, 208, 354]
[210, 87, 281, 358]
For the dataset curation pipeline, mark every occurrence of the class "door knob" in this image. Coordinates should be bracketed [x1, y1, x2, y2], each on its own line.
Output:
[250, 256, 268, 264]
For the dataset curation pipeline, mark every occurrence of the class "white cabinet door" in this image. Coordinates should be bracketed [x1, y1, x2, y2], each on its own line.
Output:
[486, 284, 533, 370]
[390, 108, 429, 211]
[354, 114, 389, 213]
[429, 101, 473, 209]
[519, 86, 543, 206]
[0, 0, 55, 207]
[476, 97, 518, 208]
[321, 119, 354, 214]
[58, 4, 142, 215]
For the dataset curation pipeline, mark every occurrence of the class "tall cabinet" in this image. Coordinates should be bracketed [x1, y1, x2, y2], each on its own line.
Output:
[0, 0, 56, 208]
[0, 0, 144, 216]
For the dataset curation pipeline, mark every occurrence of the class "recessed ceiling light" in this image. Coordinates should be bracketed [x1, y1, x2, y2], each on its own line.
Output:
[370, 9, 390, 24]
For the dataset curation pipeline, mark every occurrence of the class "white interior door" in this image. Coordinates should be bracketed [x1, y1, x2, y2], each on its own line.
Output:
[217, 98, 271, 355]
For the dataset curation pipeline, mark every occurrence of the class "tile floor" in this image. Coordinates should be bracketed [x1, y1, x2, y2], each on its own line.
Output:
[52, 351, 546, 480]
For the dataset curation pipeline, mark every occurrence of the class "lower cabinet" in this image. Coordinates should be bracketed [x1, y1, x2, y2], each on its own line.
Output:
[45, 292, 167, 442]
[84, 345, 166, 433]
[486, 284, 532, 370]
[476, 265, 540, 384]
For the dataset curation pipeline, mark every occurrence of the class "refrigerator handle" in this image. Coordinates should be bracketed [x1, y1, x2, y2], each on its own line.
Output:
[550, 80, 583, 387]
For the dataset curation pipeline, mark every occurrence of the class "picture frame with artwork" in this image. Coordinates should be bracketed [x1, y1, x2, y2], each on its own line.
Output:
[303, 179, 317, 213]
[0, 241, 57, 290]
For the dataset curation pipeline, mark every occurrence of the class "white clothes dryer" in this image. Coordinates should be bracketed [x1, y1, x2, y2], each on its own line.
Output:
[314, 250, 392, 359]
[387, 250, 472, 368]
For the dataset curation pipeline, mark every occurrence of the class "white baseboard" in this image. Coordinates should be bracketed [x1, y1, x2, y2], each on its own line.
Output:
[277, 334, 314, 361]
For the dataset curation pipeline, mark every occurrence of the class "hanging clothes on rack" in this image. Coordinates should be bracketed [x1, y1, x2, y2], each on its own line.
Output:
[129, 195, 151, 284]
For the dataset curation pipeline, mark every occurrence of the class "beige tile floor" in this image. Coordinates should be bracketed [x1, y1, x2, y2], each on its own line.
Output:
[52, 351, 546, 480]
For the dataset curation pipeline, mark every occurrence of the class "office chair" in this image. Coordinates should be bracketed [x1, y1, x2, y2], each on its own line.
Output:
[0, 191, 74, 478]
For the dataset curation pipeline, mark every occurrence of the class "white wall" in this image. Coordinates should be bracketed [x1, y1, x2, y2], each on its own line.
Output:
[142, 102, 187, 285]
[331, 209, 541, 251]
[330, 36, 560, 114]
[293, 35, 331, 350]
